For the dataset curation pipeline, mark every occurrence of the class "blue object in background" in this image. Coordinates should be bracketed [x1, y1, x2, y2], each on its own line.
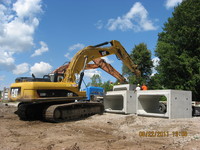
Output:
[85, 86, 104, 101]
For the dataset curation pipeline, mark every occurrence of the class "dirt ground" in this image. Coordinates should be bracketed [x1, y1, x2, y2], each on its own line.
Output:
[0, 103, 200, 150]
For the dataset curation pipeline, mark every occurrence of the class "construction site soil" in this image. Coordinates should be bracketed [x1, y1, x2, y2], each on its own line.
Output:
[0, 103, 200, 150]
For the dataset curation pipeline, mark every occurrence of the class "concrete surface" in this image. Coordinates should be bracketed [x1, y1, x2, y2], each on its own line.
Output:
[113, 84, 136, 91]
[137, 90, 192, 119]
[104, 90, 137, 114]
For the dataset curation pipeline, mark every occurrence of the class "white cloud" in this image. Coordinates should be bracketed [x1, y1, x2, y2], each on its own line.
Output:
[152, 57, 160, 67]
[30, 62, 53, 77]
[151, 57, 160, 76]
[0, 18, 37, 52]
[105, 2, 157, 32]
[68, 43, 85, 51]
[0, 0, 41, 52]
[31, 41, 48, 57]
[95, 20, 103, 29]
[165, 0, 183, 9]
[0, 51, 15, 71]
[0, 0, 42, 71]
[101, 56, 114, 64]
[84, 69, 101, 78]
[64, 43, 85, 61]
[12, 63, 29, 75]
[64, 52, 72, 61]
[13, 0, 42, 19]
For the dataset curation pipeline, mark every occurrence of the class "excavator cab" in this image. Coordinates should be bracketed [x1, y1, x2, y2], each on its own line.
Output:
[15, 74, 51, 83]
[48, 73, 64, 82]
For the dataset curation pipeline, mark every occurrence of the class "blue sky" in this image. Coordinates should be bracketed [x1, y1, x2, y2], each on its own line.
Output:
[0, 0, 183, 90]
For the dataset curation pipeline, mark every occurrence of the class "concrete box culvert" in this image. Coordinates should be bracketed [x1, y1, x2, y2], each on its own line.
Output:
[104, 90, 137, 114]
[137, 90, 192, 119]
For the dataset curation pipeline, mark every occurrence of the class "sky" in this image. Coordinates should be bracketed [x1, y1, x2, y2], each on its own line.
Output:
[0, 0, 183, 90]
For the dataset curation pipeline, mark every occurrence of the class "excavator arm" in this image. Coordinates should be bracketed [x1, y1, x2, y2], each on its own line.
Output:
[52, 57, 127, 83]
[92, 58, 127, 83]
[63, 40, 140, 83]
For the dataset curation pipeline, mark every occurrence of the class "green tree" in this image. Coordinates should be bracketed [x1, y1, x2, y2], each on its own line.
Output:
[101, 80, 113, 92]
[87, 74, 102, 87]
[122, 43, 153, 85]
[148, 73, 163, 90]
[87, 74, 114, 92]
[155, 0, 200, 100]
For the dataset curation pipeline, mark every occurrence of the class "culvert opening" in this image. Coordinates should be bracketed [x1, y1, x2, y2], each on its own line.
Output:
[104, 95, 124, 110]
[138, 95, 167, 114]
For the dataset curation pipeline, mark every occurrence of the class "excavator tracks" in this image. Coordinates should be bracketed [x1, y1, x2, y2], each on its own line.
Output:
[44, 102, 104, 123]
[17, 103, 28, 120]
[16, 102, 104, 123]
[16, 103, 46, 121]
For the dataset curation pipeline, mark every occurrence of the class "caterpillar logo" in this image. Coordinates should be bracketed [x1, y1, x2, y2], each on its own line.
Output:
[99, 50, 110, 56]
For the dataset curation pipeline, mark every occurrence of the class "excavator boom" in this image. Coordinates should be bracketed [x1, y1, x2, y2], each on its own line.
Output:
[63, 40, 140, 83]
[52, 63, 98, 74]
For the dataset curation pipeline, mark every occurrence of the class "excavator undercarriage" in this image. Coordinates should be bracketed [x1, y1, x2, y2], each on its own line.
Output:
[16, 100, 104, 123]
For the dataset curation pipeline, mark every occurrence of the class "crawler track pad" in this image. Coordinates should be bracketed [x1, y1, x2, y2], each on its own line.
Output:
[44, 102, 104, 123]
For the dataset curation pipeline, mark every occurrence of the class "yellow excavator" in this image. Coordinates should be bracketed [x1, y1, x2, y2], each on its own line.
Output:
[9, 40, 140, 122]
